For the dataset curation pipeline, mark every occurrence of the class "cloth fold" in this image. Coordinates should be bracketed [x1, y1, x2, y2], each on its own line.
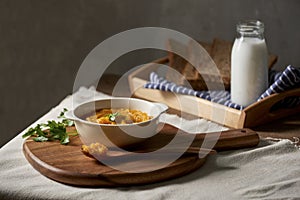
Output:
[145, 65, 300, 110]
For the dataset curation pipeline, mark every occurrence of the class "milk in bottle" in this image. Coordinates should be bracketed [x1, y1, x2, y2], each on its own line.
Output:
[231, 20, 268, 107]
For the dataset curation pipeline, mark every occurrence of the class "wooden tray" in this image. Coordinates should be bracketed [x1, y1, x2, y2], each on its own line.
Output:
[23, 125, 259, 187]
[128, 57, 300, 128]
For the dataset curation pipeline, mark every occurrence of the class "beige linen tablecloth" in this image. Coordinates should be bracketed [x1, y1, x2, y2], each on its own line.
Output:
[1, 87, 300, 200]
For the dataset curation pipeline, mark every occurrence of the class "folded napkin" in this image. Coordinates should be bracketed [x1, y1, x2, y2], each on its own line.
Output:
[145, 65, 300, 110]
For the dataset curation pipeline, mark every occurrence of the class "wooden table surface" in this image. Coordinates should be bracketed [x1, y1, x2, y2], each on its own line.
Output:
[98, 74, 300, 141]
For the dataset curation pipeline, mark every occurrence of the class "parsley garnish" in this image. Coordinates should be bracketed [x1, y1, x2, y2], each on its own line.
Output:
[22, 108, 76, 145]
[58, 108, 75, 127]
[108, 112, 118, 122]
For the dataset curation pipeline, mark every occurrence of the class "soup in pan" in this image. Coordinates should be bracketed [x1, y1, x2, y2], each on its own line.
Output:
[86, 108, 153, 125]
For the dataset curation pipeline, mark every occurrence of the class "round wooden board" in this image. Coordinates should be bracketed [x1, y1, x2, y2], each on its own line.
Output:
[23, 135, 206, 187]
[23, 125, 259, 187]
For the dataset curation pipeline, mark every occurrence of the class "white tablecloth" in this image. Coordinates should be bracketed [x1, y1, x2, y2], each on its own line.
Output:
[1, 87, 300, 200]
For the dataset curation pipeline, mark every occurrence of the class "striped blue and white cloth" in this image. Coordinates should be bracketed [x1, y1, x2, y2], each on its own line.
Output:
[144, 65, 300, 110]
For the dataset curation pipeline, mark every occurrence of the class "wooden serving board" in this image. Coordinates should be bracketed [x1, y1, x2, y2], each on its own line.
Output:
[23, 125, 259, 187]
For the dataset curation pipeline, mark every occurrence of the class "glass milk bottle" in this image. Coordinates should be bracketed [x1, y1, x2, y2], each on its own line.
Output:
[231, 20, 268, 107]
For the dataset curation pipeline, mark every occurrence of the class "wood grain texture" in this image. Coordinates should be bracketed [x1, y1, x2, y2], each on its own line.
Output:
[23, 125, 259, 187]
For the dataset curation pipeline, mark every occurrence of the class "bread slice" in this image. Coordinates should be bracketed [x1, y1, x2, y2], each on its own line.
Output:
[165, 38, 277, 91]
[166, 39, 188, 85]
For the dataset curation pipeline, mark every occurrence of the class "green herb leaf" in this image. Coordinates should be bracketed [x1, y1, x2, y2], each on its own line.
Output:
[58, 108, 74, 126]
[60, 134, 70, 145]
[58, 108, 68, 118]
[62, 118, 74, 127]
[33, 136, 49, 142]
[22, 108, 76, 145]
[108, 112, 118, 122]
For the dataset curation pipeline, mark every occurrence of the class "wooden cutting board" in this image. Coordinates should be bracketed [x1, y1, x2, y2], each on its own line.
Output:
[23, 125, 259, 187]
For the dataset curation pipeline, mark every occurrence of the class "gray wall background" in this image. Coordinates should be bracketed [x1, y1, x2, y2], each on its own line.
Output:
[1, 0, 299, 147]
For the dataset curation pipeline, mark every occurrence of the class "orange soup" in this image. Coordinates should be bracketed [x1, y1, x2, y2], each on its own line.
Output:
[86, 108, 152, 125]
